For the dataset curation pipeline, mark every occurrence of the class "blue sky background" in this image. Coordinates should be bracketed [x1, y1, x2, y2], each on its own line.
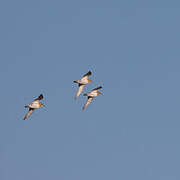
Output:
[1, 0, 180, 179]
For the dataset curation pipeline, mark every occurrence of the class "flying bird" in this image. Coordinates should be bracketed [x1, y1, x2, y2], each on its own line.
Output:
[23, 94, 45, 120]
[73, 71, 92, 99]
[83, 86, 102, 110]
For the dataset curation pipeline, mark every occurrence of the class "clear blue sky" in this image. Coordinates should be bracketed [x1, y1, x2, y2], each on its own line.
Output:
[1, 0, 180, 179]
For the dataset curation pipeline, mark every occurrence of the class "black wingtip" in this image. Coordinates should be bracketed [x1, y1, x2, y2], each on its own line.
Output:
[39, 94, 43, 100]
[87, 71, 92, 75]
[93, 86, 102, 90]
[83, 71, 92, 77]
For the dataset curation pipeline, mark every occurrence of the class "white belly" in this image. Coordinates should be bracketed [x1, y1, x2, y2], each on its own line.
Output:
[29, 101, 40, 109]
[79, 79, 89, 85]
[89, 91, 98, 97]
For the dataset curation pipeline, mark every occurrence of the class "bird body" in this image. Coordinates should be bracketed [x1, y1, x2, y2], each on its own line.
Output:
[85, 91, 100, 97]
[74, 76, 92, 85]
[24, 94, 44, 120]
[25, 101, 44, 109]
[83, 86, 102, 110]
[74, 71, 92, 99]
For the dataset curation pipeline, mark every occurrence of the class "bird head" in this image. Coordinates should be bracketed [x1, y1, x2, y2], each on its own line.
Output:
[97, 91, 102, 95]
[88, 79, 92, 83]
[40, 102, 45, 107]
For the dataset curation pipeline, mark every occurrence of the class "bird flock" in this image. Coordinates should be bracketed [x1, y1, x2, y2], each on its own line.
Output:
[23, 71, 103, 120]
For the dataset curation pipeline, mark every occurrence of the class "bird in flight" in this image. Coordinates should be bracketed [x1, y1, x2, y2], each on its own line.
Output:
[23, 94, 45, 120]
[73, 71, 92, 99]
[83, 86, 102, 110]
